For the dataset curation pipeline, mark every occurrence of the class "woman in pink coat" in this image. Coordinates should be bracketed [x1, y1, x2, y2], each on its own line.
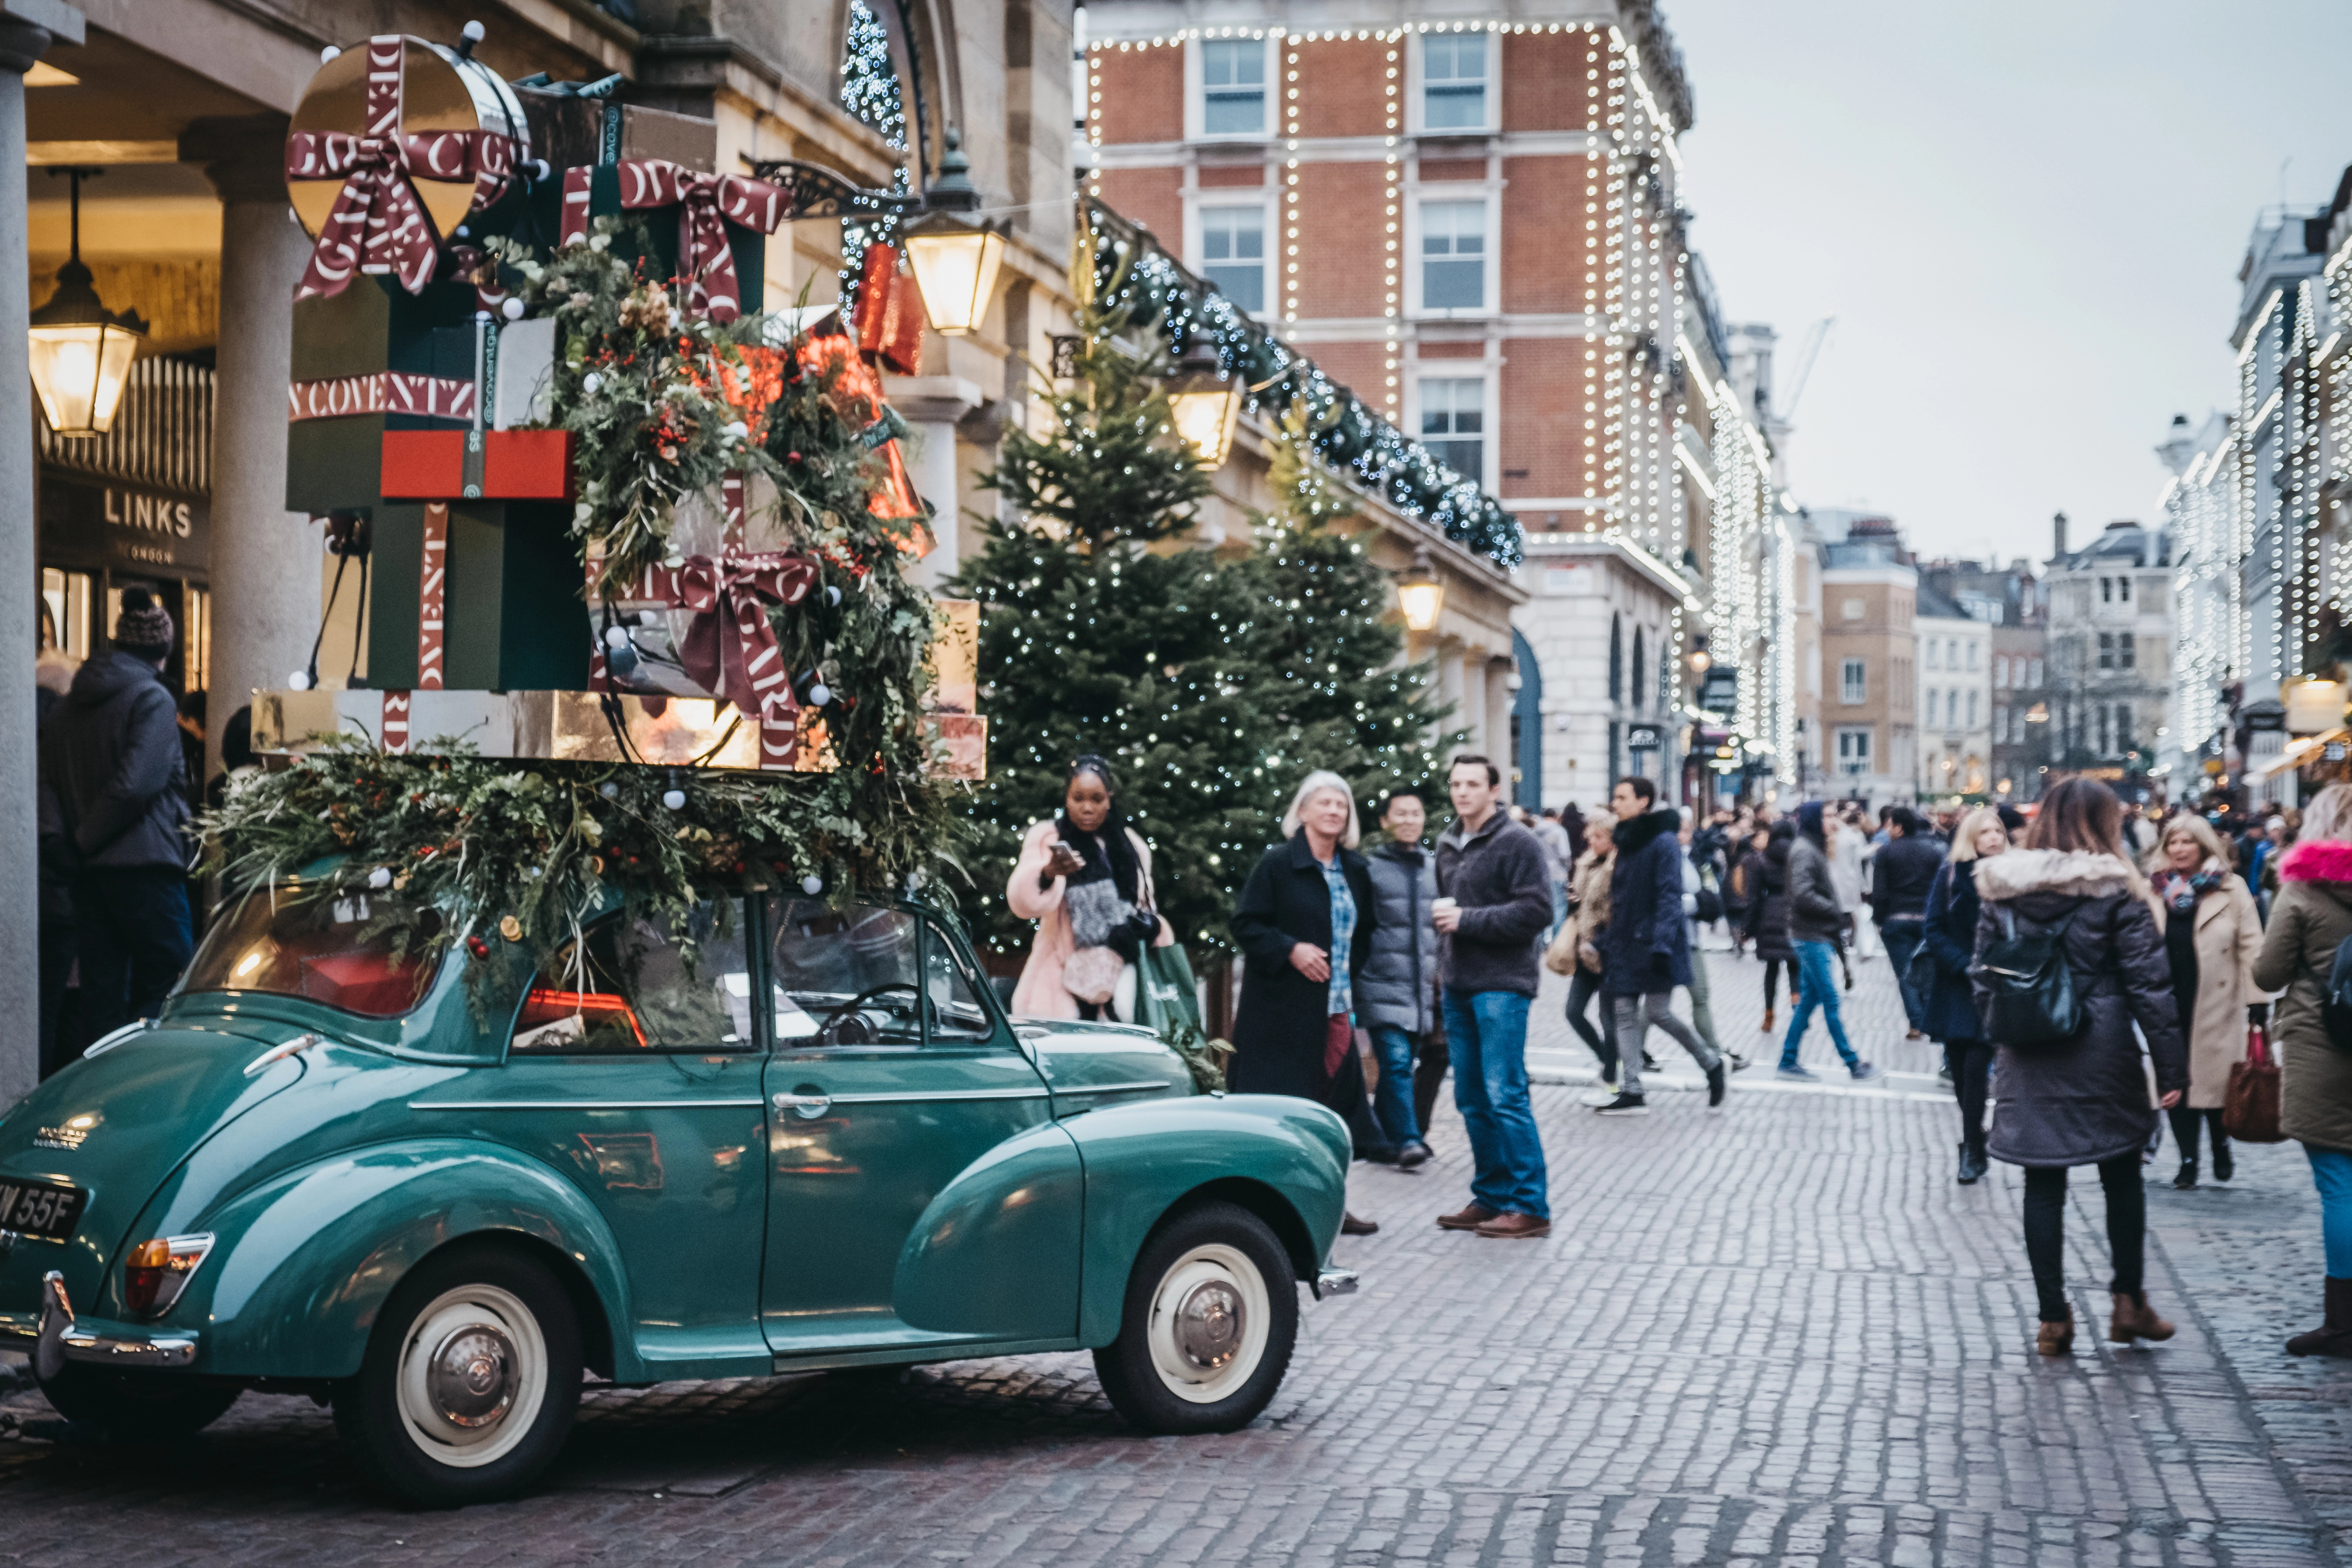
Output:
[1007, 755, 1173, 1020]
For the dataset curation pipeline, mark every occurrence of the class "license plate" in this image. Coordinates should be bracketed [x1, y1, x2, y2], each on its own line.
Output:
[0, 1178, 85, 1242]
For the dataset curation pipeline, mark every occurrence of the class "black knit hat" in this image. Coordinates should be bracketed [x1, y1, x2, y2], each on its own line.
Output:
[113, 585, 175, 657]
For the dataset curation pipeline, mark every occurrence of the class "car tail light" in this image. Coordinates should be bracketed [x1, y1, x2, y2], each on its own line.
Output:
[124, 1233, 214, 1318]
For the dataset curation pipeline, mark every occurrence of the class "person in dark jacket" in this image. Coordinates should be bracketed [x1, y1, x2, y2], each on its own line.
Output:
[1230, 769, 1382, 1235]
[34, 678, 76, 1079]
[1923, 806, 2010, 1185]
[1431, 754, 1554, 1240]
[1360, 789, 1440, 1167]
[1972, 777, 2186, 1357]
[1871, 807, 1944, 1039]
[37, 587, 194, 1043]
[1596, 777, 1725, 1115]
[1745, 824, 1796, 1032]
[1777, 803, 1882, 1082]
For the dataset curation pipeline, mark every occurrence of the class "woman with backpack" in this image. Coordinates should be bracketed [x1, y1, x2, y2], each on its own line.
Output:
[2146, 814, 2262, 1190]
[1972, 777, 2185, 1357]
[1923, 805, 2009, 1186]
[2253, 783, 2352, 1357]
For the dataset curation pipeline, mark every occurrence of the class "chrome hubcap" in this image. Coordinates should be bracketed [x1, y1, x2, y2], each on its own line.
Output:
[426, 1323, 516, 1430]
[1173, 1279, 1244, 1371]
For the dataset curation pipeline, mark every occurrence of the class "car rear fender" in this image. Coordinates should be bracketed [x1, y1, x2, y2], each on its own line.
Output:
[1060, 1093, 1349, 1347]
[156, 1137, 635, 1382]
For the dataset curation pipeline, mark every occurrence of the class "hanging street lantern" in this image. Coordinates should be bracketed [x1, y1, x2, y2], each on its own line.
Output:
[1164, 335, 1241, 469]
[901, 127, 1006, 338]
[29, 168, 147, 438]
[1396, 544, 1445, 633]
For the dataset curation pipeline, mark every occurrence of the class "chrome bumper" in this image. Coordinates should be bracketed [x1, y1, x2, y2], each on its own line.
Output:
[1315, 1266, 1359, 1298]
[25, 1271, 198, 1380]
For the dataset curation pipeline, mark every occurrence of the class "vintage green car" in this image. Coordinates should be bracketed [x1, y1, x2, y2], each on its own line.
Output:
[0, 879, 1355, 1504]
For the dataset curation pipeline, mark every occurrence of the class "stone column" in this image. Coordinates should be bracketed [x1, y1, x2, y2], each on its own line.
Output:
[1436, 643, 1464, 754]
[1484, 656, 1513, 776]
[183, 116, 319, 782]
[889, 375, 984, 591]
[0, 1, 78, 1106]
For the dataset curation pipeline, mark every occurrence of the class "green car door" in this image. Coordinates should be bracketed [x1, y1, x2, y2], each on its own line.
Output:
[422, 899, 772, 1381]
[759, 899, 1080, 1359]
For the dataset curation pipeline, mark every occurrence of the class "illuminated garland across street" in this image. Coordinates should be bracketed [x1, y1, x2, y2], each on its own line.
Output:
[1084, 200, 1523, 569]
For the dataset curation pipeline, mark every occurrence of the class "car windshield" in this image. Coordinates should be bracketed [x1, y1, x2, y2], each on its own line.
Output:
[181, 888, 446, 1019]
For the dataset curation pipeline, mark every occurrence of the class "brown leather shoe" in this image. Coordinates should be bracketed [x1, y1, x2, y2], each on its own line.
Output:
[1436, 1204, 1499, 1231]
[1340, 1211, 1379, 1236]
[2036, 1313, 2075, 1356]
[1474, 1212, 1552, 1240]
[2110, 1292, 2176, 1344]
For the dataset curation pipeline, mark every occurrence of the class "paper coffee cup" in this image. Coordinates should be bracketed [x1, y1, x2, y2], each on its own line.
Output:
[1431, 897, 1458, 918]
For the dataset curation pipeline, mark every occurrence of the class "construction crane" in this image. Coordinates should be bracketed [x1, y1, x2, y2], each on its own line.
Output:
[1777, 316, 1835, 423]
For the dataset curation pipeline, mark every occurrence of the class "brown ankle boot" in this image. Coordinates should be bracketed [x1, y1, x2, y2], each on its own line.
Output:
[2036, 1313, 2075, 1356]
[2109, 1292, 2176, 1344]
[1761, 1006, 1775, 1032]
[2286, 1277, 2352, 1357]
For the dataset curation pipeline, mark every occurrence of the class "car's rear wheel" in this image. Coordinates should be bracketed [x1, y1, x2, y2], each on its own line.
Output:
[335, 1242, 582, 1506]
[35, 1363, 241, 1437]
[1092, 1200, 1297, 1435]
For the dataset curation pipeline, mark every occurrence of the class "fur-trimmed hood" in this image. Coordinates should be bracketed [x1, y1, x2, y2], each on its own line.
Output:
[1609, 805, 1679, 861]
[2281, 838, 2352, 884]
[1972, 848, 2138, 903]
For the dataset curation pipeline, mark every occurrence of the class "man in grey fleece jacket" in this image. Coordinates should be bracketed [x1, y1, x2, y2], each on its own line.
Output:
[1431, 754, 1555, 1239]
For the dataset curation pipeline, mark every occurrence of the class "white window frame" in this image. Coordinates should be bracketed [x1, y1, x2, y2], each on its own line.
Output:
[1411, 30, 1495, 135]
[1966, 690, 1978, 729]
[1840, 657, 1866, 705]
[1192, 198, 1271, 317]
[1966, 640, 1980, 672]
[1405, 192, 1496, 318]
[1836, 726, 1873, 775]
[1413, 372, 1490, 486]
[1924, 638, 1939, 670]
[1186, 36, 1272, 143]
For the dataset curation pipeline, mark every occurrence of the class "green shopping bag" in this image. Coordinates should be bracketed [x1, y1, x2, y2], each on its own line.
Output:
[1133, 942, 1230, 1093]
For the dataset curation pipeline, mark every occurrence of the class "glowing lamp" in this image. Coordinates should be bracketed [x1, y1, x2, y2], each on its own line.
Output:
[902, 128, 1006, 338]
[30, 169, 146, 438]
[1162, 335, 1241, 469]
[1396, 546, 1445, 633]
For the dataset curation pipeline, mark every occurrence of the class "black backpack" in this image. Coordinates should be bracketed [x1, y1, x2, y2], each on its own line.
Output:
[1973, 903, 2086, 1049]
[2321, 933, 2352, 1053]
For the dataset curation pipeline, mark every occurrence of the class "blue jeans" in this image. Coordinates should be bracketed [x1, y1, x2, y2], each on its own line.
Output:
[2309, 1146, 2352, 1278]
[1366, 1024, 1423, 1146]
[1881, 918, 1928, 1032]
[1548, 882, 1569, 941]
[1779, 939, 1859, 1071]
[1442, 987, 1548, 1220]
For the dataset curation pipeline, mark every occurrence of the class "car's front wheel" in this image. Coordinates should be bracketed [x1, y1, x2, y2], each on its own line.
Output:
[334, 1241, 582, 1506]
[1092, 1200, 1298, 1435]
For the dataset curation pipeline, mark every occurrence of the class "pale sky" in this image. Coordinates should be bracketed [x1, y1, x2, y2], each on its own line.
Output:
[1666, 0, 2352, 567]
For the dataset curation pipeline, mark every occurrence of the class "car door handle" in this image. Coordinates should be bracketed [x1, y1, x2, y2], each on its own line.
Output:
[771, 1090, 832, 1119]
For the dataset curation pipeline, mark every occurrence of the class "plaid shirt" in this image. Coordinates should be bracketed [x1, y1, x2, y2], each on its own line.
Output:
[1320, 853, 1357, 1018]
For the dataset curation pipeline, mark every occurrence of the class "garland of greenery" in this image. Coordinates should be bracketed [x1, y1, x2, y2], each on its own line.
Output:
[201, 220, 966, 980]
[1083, 201, 1523, 569]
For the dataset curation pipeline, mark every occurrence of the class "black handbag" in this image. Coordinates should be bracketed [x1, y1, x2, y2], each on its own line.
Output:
[1973, 903, 2084, 1049]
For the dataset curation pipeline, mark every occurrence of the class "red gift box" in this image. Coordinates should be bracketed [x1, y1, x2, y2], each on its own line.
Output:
[381, 429, 574, 501]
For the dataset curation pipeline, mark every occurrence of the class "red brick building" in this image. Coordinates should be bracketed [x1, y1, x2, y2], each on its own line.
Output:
[1082, 3, 1786, 809]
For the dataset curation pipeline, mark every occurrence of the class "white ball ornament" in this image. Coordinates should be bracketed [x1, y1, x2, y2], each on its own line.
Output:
[580, 372, 603, 394]
[320, 44, 342, 62]
[500, 297, 525, 322]
[801, 874, 824, 896]
[367, 866, 393, 891]
[603, 625, 631, 649]
[288, 670, 312, 690]
[661, 788, 687, 811]
[598, 781, 620, 799]
[807, 682, 832, 707]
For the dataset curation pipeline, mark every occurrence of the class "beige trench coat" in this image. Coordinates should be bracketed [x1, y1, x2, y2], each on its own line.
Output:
[2168, 870, 2262, 1109]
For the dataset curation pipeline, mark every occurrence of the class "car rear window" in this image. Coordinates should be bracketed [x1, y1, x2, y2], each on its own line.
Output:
[182, 889, 446, 1019]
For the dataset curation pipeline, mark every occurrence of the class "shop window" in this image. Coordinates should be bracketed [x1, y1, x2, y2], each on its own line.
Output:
[40, 567, 90, 661]
[184, 584, 211, 694]
[1420, 198, 1486, 310]
[1422, 33, 1488, 131]
[1199, 204, 1266, 313]
[1200, 39, 1266, 137]
[1419, 376, 1484, 482]
[1840, 658, 1866, 705]
[512, 901, 753, 1054]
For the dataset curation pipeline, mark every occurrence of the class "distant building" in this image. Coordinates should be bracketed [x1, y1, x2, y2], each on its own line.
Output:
[2046, 518, 2174, 807]
[1914, 584, 1992, 802]
[1921, 557, 2050, 802]
[2159, 413, 2238, 791]
[1816, 516, 1917, 805]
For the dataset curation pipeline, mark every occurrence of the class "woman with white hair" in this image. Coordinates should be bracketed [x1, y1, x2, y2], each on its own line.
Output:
[1232, 770, 1383, 1234]
[2146, 811, 2262, 1189]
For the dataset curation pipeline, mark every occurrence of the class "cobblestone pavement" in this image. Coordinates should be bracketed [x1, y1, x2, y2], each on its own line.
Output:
[4, 931, 2350, 1566]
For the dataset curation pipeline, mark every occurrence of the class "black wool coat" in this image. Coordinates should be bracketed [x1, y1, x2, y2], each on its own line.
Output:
[1920, 858, 1984, 1043]
[1743, 838, 1795, 963]
[1228, 830, 1379, 1102]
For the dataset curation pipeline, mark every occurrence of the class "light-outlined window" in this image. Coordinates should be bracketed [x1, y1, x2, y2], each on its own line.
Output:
[1200, 39, 1267, 137]
[1418, 375, 1484, 482]
[1420, 198, 1486, 311]
[1199, 204, 1266, 314]
[1421, 33, 1489, 131]
[1840, 657, 1866, 705]
[1836, 727, 1872, 775]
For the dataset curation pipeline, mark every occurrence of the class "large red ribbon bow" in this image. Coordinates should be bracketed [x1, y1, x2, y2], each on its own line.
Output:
[560, 159, 790, 322]
[286, 36, 512, 301]
[670, 550, 821, 725]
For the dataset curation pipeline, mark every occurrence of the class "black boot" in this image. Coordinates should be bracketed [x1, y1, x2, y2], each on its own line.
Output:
[2211, 1137, 2234, 1183]
[1957, 1142, 1987, 1185]
[2287, 1277, 2352, 1357]
[2172, 1158, 2198, 1191]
